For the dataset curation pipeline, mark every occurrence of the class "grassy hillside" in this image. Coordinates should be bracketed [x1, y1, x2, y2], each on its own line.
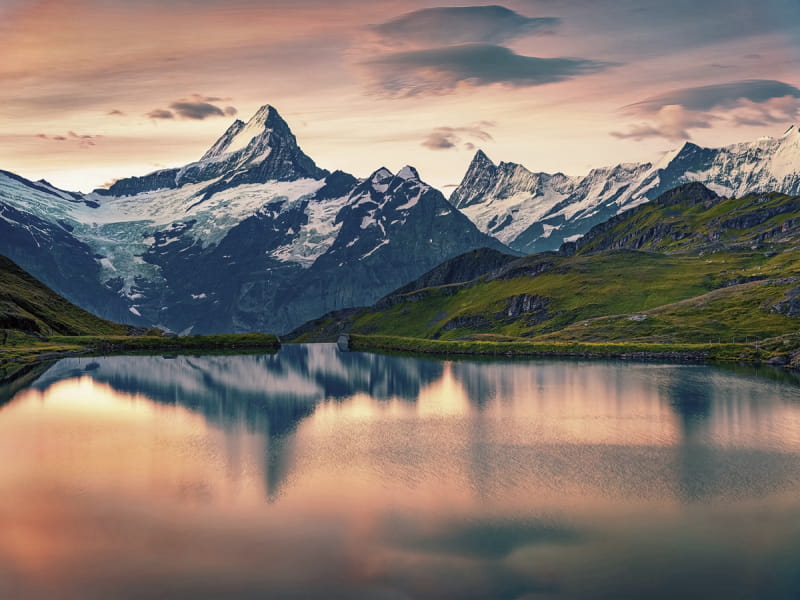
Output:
[566, 183, 800, 255]
[0, 254, 129, 337]
[289, 184, 800, 361]
[0, 255, 280, 374]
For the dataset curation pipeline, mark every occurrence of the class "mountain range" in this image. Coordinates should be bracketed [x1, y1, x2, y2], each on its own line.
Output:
[0, 106, 506, 334]
[1, 105, 799, 335]
[452, 125, 800, 253]
[292, 182, 800, 346]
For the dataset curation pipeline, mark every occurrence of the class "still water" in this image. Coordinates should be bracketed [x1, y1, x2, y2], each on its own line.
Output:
[1, 344, 800, 599]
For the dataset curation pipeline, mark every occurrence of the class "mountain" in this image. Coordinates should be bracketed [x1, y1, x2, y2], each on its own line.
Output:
[99, 105, 327, 198]
[452, 125, 800, 254]
[289, 247, 519, 342]
[0, 106, 509, 334]
[559, 181, 789, 256]
[0, 170, 136, 323]
[292, 183, 800, 344]
[0, 254, 128, 338]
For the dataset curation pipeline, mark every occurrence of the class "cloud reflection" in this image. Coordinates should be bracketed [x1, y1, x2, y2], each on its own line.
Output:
[1, 347, 800, 599]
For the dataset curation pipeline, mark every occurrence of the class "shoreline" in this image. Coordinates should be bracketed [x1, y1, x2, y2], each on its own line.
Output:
[0, 333, 281, 378]
[344, 334, 800, 369]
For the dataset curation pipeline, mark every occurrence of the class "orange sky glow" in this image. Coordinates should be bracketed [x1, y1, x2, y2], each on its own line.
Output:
[1, 0, 799, 192]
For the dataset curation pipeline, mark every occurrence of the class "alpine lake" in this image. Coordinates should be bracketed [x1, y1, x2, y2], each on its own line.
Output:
[1, 344, 799, 600]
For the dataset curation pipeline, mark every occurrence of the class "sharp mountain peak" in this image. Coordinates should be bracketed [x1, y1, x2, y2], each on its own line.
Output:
[200, 104, 290, 161]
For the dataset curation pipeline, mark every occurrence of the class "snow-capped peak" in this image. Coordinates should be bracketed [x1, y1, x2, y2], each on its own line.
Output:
[249, 103, 279, 124]
[200, 119, 246, 160]
[200, 104, 286, 160]
[449, 149, 501, 209]
[471, 149, 495, 168]
[397, 165, 420, 180]
[652, 142, 689, 170]
[369, 167, 394, 182]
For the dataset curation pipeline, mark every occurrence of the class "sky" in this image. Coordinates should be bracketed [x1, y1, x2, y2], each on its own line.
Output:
[2, 0, 800, 193]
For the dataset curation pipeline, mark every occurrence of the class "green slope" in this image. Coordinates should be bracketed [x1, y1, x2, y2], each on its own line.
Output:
[290, 183, 800, 348]
[0, 255, 281, 375]
[0, 254, 128, 338]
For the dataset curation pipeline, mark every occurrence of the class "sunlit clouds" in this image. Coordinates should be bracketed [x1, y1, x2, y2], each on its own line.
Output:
[613, 80, 800, 141]
[1, 0, 799, 191]
[421, 123, 496, 151]
[146, 95, 239, 121]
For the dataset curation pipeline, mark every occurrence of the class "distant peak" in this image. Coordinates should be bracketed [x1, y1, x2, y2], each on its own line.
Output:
[241, 104, 291, 133]
[397, 165, 420, 180]
[471, 149, 495, 168]
[253, 103, 275, 115]
[200, 104, 290, 161]
[369, 167, 394, 181]
[653, 181, 720, 208]
[248, 104, 283, 125]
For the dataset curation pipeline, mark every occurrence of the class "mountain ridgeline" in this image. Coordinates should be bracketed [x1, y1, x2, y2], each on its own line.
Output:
[290, 183, 800, 345]
[451, 125, 800, 254]
[0, 106, 508, 334]
[1, 104, 799, 337]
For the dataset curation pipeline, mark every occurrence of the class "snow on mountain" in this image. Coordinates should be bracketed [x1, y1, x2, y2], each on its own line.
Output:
[270, 185, 351, 267]
[450, 151, 579, 245]
[99, 105, 327, 198]
[13, 104, 795, 333]
[1, 121, 330, 301]
[0, 170, 134, 321]
[452, 126, 800, 253]
[677, 125, 800, 197]
[0, 106, 509, 334]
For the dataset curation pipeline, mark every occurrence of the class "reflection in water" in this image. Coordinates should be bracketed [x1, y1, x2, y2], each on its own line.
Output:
[0, 345, 799, 599]
[662, 370, 714, 502]
[29, 345, 445, 499]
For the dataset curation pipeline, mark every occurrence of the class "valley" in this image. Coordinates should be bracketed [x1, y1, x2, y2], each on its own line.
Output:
[291, 183, 800, 368]
[1, 107, 799, 370]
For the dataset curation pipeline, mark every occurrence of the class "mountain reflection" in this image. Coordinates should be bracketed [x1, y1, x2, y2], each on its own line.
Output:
[1, 346, 800, 600]
[15, 347, 800, 504]
[30, 344, 444, 499]
[35, 343, 444, 408]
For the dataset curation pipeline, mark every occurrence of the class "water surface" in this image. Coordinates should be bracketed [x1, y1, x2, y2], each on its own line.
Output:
[1, 345, 799, 599]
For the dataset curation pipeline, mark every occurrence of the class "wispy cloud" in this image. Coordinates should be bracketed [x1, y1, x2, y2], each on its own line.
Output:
[363, 44, 613, 96]
[625, 79, 800, 114]
[728, 95, 800, 127]
[146, 108, 175, 120]
[613, 79, 800, 140]
[611, 106, 716, 141]
[168, 101, 224, 120]
[146, 94, 238, 120]
[370, 6, 559, 46]
[421, 122, 496, 151]
[34, 131, 103, 148]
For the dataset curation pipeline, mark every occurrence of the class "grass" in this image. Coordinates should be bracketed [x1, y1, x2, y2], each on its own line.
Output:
[577, 191, 800, 255]
[535, 278, 800, 344]
[341, 248, 800, 342]
[297, 189, 800, 365]
[347, 333, 800, 368]
[347, 334, 767, 362]
[48, 333, 281, 350]
[0, 255, 129, 337]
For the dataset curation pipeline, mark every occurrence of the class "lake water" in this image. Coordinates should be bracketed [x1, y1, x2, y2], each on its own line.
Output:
[1, 344, 800, 599]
